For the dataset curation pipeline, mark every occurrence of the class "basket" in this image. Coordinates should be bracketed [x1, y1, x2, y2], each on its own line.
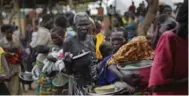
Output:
[19, 72, 33, 84]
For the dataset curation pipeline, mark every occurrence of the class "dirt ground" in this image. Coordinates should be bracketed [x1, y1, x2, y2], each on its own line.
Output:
[22, 82, 36, 95]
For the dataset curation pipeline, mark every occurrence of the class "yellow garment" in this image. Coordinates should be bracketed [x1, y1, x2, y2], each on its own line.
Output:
[0, 47, 5, 75]
[107, 36, 154, 65]
[122, 17, 127, 25]
[96, 32, 105, 59]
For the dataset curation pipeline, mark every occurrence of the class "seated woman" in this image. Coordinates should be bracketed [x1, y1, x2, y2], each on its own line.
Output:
[107, 14, 179, 94]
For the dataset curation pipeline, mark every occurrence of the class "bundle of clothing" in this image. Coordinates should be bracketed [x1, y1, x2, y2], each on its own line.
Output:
[33, 46, 68, 95]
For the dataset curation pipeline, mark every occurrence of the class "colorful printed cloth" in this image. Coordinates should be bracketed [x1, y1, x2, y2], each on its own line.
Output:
[35, 73, 53, 95]
[35, 60, 53, 95]
[107, 36, 154, 65]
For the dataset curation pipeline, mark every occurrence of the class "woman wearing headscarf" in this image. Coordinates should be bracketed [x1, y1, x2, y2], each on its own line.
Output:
[107, 14, 178, 94]
[149, 1, 188, 95]
[0, 24, 23, 95]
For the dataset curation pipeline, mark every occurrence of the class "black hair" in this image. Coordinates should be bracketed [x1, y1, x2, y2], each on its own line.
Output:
[159, 5, 164, 14]
[131, 14, 135, 20]
[68, 14, 74, 27]
[1, 24, 14, 33]
[15, 26, 18, 30]
[110, 5, 113, 8]
[159, 4, 172, 14]
[40, 14, 54, 30]
[51, 27, 66, 36]
[35, 19, 39, 26]
[164, 5, 172, 10]
[176, 0, 188, 39]
[54, 14, 68, 29]
[114, 14, 124, 27]
[99, 41, 113, 58]
[112, 27, 128, 39]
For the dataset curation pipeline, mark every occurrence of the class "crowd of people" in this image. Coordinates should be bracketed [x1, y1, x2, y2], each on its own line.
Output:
[0, 0, 188, 95]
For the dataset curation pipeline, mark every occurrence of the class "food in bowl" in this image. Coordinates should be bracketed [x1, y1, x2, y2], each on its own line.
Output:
[94, 84, 115, 94]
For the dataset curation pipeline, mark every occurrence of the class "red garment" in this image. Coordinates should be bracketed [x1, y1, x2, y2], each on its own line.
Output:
[149, 31, 188, 95]
[129, 5, 136, 13]
[3, 48, 21, 64]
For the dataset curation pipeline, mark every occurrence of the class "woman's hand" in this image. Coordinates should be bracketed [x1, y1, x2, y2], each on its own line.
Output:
[124, 82, 136, 93]
[64, 52, 73, 63]
[121, 71, 140, 86]
[63, 52, 73, 74]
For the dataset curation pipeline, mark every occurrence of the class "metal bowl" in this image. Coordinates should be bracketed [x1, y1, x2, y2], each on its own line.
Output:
[117, 60, 152, 85]
[19, 72, 33, 84]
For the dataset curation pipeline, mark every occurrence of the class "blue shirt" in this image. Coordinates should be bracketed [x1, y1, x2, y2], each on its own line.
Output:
[97, 55, 119, 86]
